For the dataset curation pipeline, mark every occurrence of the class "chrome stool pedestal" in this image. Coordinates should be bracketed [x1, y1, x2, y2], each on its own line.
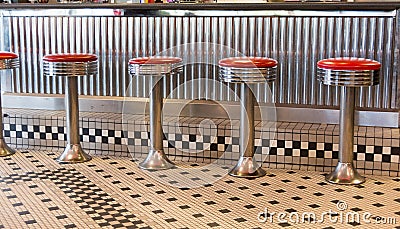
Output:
[43, 54, 98, 163]
[219, 57, 277, 178]
[317, 57, 381, 185]
[129, 57, 183, 170]
[0, 52, 19, 157]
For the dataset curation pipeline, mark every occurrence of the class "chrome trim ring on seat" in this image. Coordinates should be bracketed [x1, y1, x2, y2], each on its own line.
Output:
[43, 61, 98, 77]
[0, 58, 19, 70]
[317, 68, 379, 87]
[219, 66, 277, 83]
[129, 62, 183, 76]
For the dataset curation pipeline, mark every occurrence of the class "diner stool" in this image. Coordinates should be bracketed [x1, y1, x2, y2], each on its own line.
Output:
[43, 53, 98, 163]
[317, 57, 381, 185]
[219, 57, 277, 178]
[129, 56, 183, 170]
[0, 52, 19, 156]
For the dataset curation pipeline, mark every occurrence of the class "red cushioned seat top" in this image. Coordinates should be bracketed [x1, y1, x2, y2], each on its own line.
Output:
[43, 53, 97, 62]
[219, 57, 278, 68]
[0, 52, 18, 60]
[317, 57, 381, 71]
[129, 57, 182, 65]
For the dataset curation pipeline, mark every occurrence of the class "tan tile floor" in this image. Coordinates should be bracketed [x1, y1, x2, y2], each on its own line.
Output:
[0, 150, 399, 229]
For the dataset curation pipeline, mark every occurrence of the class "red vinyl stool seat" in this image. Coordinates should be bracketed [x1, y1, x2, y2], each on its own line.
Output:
[219, 57, 278, 178]
[317, 57, 380, 86]
[129, 56, 183, 170]
[317, 57, 381, 185]
[0, 51, 19, 157]
[0, 52, 19, 70]
[219, 57, 277, 83]
[43, 53, 98, 163]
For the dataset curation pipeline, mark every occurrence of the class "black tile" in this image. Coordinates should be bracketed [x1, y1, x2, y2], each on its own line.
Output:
[48, 206, 60, 211]
[278, 222, 291, 227]
[353, 195, 364, 200]
[348, 222, 361, 226]
[64, 224, 76, 229]
[24, 220, 37, 225]
[18, 211, 30, 215]
[365, 153, 374, 161]
[219, 209, 231, 214]
[292, 196, 302, 201]
[12, 203, 23, 207]
[391, 147, 400, 156]
[269, 200, 279, 205]
[350, 207, 362, 212]
[244, 204, 256, 209]
[56, 215, 68, 219]
[275, 189, 286, 193]
[152, 209, 164, 214]
[165, 218, 177, 223]
[317, 182, 328, 186]
[234, 217, 247, 223]
[179, 205, 190, 209]
[373, 191, 384, 195]
[215, 190, 226, 194]
[204, 201, 216, 205]
[372, 203, 385, 207]
[192, 194, 202, 198]
[308, 204, 320, 209]
[193, 213, 204, 218]
[285, 208, 297, 213]
[156, 190, 166, 194]
[238, 186, 249, 190]
[253, 193, 264, 197]
[207, 222, 220, 227]
[167, 197, 177, 202]
[229, 197, 240, 201]
[357, 145, 366, 153]
[141, 202, 152, 206]
[301, 176, 312, 180]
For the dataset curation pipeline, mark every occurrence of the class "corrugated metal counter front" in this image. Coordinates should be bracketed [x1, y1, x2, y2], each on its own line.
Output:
[0, 3, 399, 127]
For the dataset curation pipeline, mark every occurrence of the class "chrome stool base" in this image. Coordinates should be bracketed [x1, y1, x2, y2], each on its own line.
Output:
[325, 162, 365, 185]
[139, 149, 175, 170]
[56, 144, 92, 164]
[0, 139, 15, 157]
[228, 156, 266, 178]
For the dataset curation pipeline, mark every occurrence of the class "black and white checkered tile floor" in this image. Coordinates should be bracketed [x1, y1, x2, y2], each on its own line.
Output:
[0, 150, 399, 228]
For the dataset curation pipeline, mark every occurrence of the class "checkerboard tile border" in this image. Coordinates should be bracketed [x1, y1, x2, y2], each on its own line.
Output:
[2, 109, 400, 176]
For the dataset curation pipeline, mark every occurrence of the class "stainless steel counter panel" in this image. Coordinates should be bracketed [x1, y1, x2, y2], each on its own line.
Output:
[1, 9, 397, 110]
